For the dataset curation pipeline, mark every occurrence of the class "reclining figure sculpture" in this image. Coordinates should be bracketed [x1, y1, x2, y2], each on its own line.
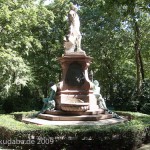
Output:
[93, 80, 121, 119]
[38, 82, 56, 115]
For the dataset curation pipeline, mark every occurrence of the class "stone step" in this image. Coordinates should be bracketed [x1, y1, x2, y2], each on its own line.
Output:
[45, 109, 105, 116]
[38, 113, 112, 121]
[22, 117, 127, 126]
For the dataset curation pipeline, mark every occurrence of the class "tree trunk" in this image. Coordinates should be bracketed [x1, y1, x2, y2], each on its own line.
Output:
[139, 50, 144, 81]
[134, 20, 144, 96]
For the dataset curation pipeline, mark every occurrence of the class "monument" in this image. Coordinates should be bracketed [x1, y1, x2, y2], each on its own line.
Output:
[37, 4, 113, 121]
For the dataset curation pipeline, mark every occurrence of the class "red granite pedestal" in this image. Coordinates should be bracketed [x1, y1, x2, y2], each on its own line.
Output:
[37, 52, 112, 121]
[38, 109, 112, 121]
[56, 52, 98, 110]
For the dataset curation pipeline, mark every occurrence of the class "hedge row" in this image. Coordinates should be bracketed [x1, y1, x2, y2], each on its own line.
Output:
[0, 112, 149, 150]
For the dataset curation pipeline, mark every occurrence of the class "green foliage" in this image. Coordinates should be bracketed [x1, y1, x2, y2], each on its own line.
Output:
[0, 0, 57, 98]
[116, 111, 150, 124]
[0, 111, 149, 149]
[141, 103, 150, 115]
[140, 79, 150, 103]
[31, 0, 70, 97]
[0, 48, 32, 98]
[1, 85, 43, 113]
[70, 0, 150, 106]
[0, 0, 150, 111]
[2, 94, 42, 113]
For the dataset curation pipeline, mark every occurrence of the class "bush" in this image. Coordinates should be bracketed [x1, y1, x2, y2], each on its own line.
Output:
[2, 95, 42, 113]
[109, 78, 150, 112]
[140, 103, 150, 115]
[0, 112, 149, 150]
[125, 101, 140, 112]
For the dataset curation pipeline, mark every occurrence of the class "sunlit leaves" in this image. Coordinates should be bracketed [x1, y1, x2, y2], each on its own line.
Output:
[0, 0, 149, 100]
[70, 0, 150, 100]
[0, 0, 55, 97]
[0, 47, 32, 97]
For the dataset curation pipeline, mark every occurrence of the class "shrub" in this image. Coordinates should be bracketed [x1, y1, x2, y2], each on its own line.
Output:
[0, 112, 149, 150]
[2, 95, 42, 113]
[125, 101, 140, 112]
[140, 103, 150, 115]
[110, 79, 150, 112]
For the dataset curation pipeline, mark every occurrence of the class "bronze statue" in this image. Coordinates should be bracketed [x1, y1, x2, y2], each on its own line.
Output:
[93, 80, 121, 119]
[39, 83, 56, 114]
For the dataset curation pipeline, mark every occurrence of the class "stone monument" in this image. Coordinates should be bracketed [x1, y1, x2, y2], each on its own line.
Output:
[56, 4, 98, 112]
[37, 5, 113, 121]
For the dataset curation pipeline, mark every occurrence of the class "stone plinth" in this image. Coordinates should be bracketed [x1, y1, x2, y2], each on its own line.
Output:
[55, 52, 98, 110]
[45, 109, 105, 115]
[61, 103, 89, 112]
[38, 113, 112, 121]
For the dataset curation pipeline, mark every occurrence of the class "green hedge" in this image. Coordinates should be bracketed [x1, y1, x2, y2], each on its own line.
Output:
[141, 103, 150, 115]
[0, 112, 149, 150]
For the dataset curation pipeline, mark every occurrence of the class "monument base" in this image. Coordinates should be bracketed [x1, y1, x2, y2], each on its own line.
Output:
[37, 109, 112, 121]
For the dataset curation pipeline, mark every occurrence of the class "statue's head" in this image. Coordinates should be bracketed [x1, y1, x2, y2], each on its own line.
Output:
[94, 80, 99, 87]
[70, 4, 78, 12]
[49, 82, 55, 87]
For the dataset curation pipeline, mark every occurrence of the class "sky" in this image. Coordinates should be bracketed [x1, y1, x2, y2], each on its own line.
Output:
[44, 0, 54, 5]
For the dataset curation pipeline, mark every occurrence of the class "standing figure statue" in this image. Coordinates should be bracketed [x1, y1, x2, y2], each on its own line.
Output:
[64, 4, 83, 52]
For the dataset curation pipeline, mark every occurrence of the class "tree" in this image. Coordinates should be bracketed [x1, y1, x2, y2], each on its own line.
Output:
[0, 0, 55, 97]
[70, 0, 150, 106]
[117, 0, 150, 96]
[0, 0, 149, 112]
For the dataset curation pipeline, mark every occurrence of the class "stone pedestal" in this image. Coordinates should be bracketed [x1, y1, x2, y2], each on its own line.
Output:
[36, 52, 113, 121]
[32, 5, 116, 122]
[55, 52, 98, 111]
